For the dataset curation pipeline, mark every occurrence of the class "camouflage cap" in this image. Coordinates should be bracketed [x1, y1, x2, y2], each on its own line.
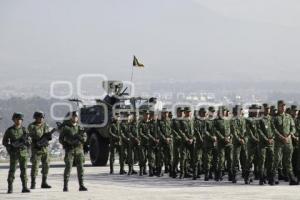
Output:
[208, 106, 215, 112]
[291, 105, 298, 111]
[249, 104, 260, 110]
[184, 107, 191, 112]
[12, 112, 24, 120]
[198, 107, 207, 113]
[33, 111, 45, 119]
[262, 103, 270, 109]
[278, 100, 286, 106]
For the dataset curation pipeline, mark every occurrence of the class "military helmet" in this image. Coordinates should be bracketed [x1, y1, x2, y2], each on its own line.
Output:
[208, 106, 215, 112]
[33, 111, 45, 119]
[12, 112, 24, 120]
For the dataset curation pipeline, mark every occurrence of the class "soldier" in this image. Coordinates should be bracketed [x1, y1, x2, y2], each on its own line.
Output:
[28, 111, 52, 189]
[272, 100, 298, 185]
[138, 110, 150, 176]
[149, 111, 164, 176]
[214, 106, 232, 181]
[109, 111, 126, 175]
[230, 105, 248, 183]
[244, 104, 260, 184]
[59, 111, 88, 192]
[257, 104, 275, 185]
[2, 113, 31, 193]
[193, 107, 206, 180]
[158, 108, 173, 176]
[127, 112, 140, 175]
[290, 105, 299, 177]
[178, 107, 195, 179]
[171, 107, 184, 178]
[203, 106, 218, 181]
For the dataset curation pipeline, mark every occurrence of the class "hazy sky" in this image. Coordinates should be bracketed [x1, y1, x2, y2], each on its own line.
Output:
[1, 0, 300, 84]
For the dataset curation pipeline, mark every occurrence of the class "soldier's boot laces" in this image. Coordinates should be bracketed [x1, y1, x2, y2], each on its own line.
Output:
[7, 184, 13, 194]
[79, 185, 88, 191]
[41, 177, 52, 189]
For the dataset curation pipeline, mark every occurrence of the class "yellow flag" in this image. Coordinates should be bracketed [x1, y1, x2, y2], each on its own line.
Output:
[133, 55, 144, 67]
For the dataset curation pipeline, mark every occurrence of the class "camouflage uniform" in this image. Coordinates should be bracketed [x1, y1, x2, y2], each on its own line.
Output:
[272, 103, 298, 185]
[203, 113, 217, 181]
[214, 113, 232, 181]
[193, 113, 205, 180]
[245, 113, 260, 184]
[127, 119, 140, 175]
[148, 118, 163, 176]
[28, 121, 51, 189]
[59, 119, 87, 191]
[171, 117, 182, 178]
[230, 114, 248, 183]
[109, 119, 125, 174]
[158, 117, 173, 175]
[257, 113, 275, 185]
[138, 118, 150, 176]
[3, 121, 31, 193]
[178, 116, 195, 179]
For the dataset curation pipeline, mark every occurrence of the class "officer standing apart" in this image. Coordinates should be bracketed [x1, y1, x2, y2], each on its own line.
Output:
[59, 111, 88, 192]
[2, 113, 31, 193]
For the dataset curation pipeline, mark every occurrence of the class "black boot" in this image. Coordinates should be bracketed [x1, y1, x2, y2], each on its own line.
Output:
[79, 185, 88, 191]
[41, 176, 52, 189]
[30, 178, 36, 189]
[165, 166, 169, 174]
[128, 166, 133, 175]
[63, 180, 68, 192]
[278, 169, 284, 180]
[232, 171, 237, 183]
[149, 167, 154, 177]
[7, 183, 13, 194]
[289, 174, 299, 185]
[110, 163, 114, 174]
[120, 168, 126, 175]
[21, 180, 30, 193]
[143, 167, 147, 175]
[214, 171, 220, 181]
[204, 172, 209, 181]
[139, 167, 143, 176]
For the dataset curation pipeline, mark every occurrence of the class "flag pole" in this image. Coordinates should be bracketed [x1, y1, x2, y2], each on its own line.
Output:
[130, 66, 134, 82]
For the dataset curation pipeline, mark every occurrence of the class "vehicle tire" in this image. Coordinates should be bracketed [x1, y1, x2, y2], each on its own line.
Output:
[89, 133, 109, 166]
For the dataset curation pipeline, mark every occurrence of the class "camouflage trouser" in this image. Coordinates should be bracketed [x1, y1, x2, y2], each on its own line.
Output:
[64, 148, 85, 186]
[109, 144, 124, 171]
[127, 142, 140, 167]
[257, 145, 274, 179]
[203, 144, 216, 174]
[216, 144, 233, 172]
[232, 143, 248, 174]
[172, 140, 181, 171]
[139, 144, 147, 168]
[246, 141, 259, 178]
[148, 144, 163, 168]
[194, 146, 203, 175]
[179, 142, 195, 175]
[273, 141, 294, 180]
[7, 149, 28, 187]
[31, 148, 50, 180]
[162, 142, 173, 169]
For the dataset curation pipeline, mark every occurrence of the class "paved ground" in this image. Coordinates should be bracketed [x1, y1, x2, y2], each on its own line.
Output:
[0, 161, 299, 200]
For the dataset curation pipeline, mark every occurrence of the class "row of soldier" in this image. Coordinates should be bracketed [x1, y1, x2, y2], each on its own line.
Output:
[109, 100, 300, 186]
[2, 111, 87, 193]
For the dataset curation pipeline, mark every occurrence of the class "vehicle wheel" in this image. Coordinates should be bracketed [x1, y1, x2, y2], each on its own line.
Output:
[89, 133, 109, 166]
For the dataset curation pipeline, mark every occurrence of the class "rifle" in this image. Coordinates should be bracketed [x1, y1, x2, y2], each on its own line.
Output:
[36, 122, 63, 148]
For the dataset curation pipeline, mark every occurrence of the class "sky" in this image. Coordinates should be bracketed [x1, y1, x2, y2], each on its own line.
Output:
[1, 0, 300, 85]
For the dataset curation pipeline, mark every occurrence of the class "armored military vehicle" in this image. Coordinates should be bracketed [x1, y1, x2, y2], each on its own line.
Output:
[77, 81, 162, 166]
